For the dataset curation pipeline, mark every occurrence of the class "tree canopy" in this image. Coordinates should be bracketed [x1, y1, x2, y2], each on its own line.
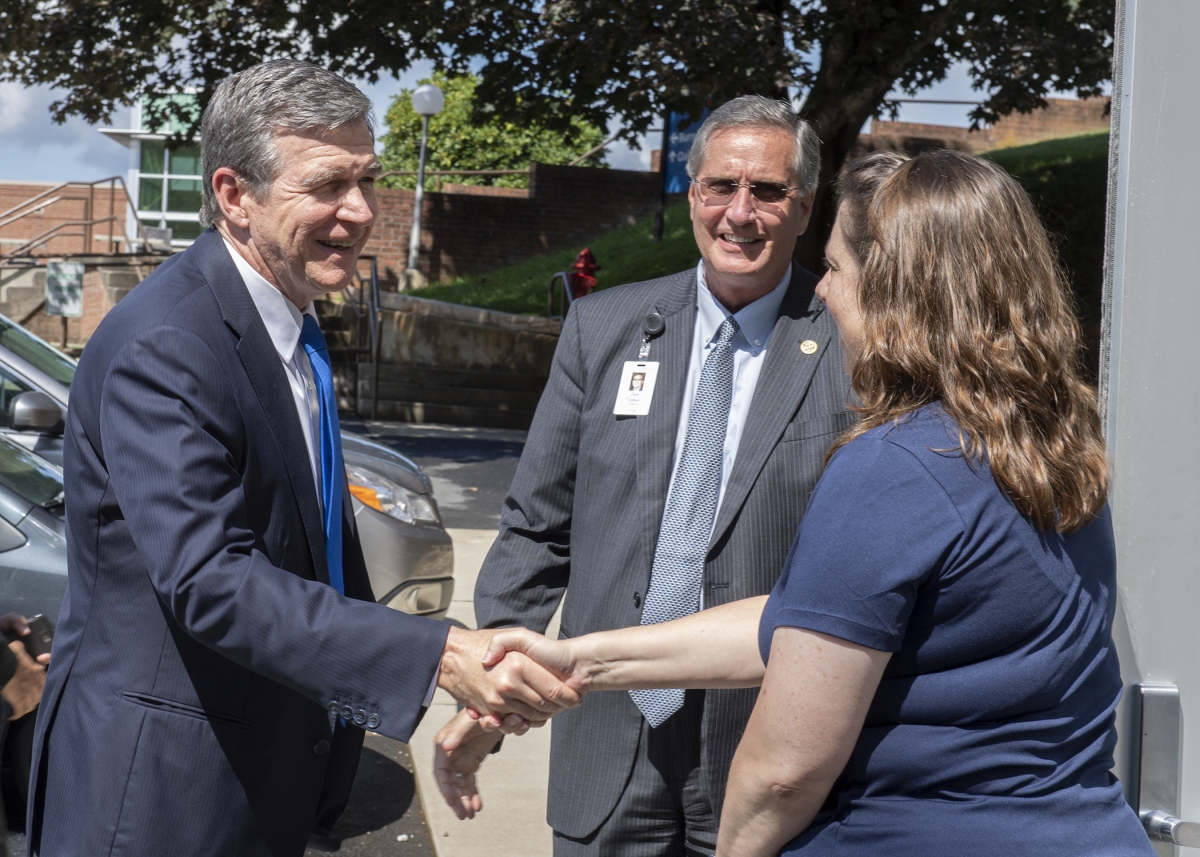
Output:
[0, 0, 1114, 262]
[380, 72, 607, 191]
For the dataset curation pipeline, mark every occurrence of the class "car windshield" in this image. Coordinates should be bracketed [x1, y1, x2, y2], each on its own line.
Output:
[0, 437, 63, 508]
[0, 316, 77, 388]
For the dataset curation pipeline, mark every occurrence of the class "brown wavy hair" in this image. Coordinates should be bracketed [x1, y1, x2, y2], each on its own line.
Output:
[828, 150, 1107, 533]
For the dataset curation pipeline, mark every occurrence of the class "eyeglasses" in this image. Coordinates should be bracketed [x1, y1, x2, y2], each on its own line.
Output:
[693, 178, 799, 205]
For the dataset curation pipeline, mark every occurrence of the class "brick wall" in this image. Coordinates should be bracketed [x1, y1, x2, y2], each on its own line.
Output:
[860, 97, 1111, 157]
[0, 181, 134, 258]
[366, 162, 661, 286]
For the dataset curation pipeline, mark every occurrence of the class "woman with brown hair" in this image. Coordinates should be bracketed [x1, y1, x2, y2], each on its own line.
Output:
[438, 150, 1153, 856]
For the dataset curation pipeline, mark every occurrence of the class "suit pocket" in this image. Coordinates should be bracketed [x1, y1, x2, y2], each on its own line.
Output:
[780, 410, 858, 443]
[119, 691, 251, 730]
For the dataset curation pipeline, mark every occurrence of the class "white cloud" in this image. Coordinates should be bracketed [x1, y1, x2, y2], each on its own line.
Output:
[0, 84, 131, 183]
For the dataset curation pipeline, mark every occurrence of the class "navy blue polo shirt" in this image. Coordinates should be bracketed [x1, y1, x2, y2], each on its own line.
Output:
[759, 404, 1152, 856]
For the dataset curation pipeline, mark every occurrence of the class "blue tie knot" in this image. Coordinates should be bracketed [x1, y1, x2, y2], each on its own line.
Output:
[301, 314, 329, 359]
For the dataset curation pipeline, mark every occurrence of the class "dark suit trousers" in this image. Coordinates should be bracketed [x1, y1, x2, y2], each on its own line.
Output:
[553, 691, 717, 857]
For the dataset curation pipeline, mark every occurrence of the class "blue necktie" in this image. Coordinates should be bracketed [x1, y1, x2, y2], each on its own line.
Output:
[300, 314, 345, 595]
[631, 316, 740, 727]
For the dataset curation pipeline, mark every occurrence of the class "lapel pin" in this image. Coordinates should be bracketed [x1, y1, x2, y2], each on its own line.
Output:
[799, 340, 819, 355]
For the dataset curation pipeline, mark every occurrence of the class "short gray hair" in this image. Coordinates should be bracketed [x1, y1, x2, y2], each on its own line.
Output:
[199, 59, 375, 225]
[685, 95, 820, 197]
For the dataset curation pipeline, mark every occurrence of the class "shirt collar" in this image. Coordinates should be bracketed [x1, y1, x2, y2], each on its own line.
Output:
[222, 238, 315, 362]
[695, 260, 792, 355]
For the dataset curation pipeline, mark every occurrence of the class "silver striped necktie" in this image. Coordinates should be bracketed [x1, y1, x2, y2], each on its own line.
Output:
[631, 316, 739, 727]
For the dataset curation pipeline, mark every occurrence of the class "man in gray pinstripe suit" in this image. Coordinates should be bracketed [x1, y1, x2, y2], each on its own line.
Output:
[464, 96, 853, 856]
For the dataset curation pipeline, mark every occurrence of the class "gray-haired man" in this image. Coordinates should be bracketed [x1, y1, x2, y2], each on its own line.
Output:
[27, 60, 574, 857]
[454, 96, 854, 855]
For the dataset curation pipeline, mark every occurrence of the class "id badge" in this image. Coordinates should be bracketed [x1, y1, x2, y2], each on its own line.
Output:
[613, 361, 660, 416]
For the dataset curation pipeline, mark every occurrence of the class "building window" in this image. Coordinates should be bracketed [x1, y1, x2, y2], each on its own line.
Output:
[136, 137, 204, 245]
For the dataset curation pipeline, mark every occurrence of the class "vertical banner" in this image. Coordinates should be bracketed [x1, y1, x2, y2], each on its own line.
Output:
[45, 261, 84, 318]
[664, 109, 710, 193]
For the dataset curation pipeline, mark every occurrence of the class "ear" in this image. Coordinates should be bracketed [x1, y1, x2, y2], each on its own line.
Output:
[794, 192, 816, 235]
[212, 167, 251, 229]
[687, 180, 697, 223]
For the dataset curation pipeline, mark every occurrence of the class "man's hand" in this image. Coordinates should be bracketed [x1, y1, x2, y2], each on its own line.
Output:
[434, 709, 503, 819]
[468, 629, 586, 731]
[1, 641, 45, 719]
[437, 627, 581, 723]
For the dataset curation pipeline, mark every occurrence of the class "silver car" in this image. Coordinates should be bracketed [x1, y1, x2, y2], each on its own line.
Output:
[0, 314, 454, 618]
[0, 433, 67, 622]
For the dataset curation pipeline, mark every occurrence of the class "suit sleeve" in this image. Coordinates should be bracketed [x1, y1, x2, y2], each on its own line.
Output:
[474, 303, 588, 633]
[98, 326, 448, 743]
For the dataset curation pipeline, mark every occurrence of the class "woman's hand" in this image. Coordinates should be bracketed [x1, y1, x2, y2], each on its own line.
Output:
[469, 630, 586, 730]
[434, 709, 503, 819]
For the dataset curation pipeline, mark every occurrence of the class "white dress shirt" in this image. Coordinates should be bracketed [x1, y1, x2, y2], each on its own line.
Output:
[668, 259, 792, 520]
[222, 239, 324, 509]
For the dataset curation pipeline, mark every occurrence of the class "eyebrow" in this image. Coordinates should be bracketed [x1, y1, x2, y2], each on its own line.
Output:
[300, 161, 382, 190]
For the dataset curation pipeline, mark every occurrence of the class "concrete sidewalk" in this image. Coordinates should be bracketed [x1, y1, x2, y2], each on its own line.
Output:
[408, 528, 559, 857]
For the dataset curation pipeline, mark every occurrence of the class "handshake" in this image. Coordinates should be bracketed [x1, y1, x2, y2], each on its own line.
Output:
[434, 626, 584, 819]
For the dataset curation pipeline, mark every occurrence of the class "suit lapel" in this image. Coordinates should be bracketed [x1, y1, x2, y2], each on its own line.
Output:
[636, 271, 698, 569]
[193, 230, 329, 584]
[708, 267, 830, 550]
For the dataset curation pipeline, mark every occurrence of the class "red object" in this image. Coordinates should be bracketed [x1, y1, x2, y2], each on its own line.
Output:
[567, 247, 600, 300]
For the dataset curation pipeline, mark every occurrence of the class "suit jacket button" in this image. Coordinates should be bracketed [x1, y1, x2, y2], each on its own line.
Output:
[366, 713, 380, 729]
[633, 592, 642, 609]
[328, 701, 339, 715]
[339, 705, 354, 720]
[313, 739, 331, 756]
[353, 709, 367, 726]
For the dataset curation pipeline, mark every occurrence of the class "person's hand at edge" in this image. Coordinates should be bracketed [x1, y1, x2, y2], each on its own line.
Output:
[1, 641, 44, 720]
[0, 613, 50, 665]
[0, 613, 29, 638]
[434, 709, 503, 820]
[437, 626, 582, 723]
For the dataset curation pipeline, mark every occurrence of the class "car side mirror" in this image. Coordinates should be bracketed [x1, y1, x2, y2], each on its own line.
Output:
[8, 391, 64, 436]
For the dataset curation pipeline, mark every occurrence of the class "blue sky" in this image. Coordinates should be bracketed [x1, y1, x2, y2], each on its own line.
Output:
[0, 61, 992, 185]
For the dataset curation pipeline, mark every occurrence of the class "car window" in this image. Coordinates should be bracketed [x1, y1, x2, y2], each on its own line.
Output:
[0, 437, 62, 508]
[0, 366, 35, 428]
[0, 318, 76, 389]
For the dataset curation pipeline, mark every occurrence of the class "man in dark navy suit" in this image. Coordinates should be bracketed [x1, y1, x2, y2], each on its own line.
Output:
[27, 60, 575, 857]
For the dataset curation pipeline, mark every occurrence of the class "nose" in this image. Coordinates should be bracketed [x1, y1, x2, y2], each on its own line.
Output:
[339, 184, 376, 226]
[815, 270, 830, 302]
[724, 184, 756, 224]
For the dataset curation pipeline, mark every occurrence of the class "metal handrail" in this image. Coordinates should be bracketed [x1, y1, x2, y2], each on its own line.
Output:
[4, 216, 124, 259]
[0, 197, 62, 232]
[0, 176, 155, 262]
[547, 271, 574, 319]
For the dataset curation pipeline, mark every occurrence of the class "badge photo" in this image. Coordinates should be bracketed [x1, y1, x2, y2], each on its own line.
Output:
[614, 361, 660, 416]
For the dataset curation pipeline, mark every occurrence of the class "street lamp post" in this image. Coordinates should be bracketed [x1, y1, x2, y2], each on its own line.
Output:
[405, 83, 444, 290]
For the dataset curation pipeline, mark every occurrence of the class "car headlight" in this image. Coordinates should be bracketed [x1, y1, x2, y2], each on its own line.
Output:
[345, 464, 441, 526]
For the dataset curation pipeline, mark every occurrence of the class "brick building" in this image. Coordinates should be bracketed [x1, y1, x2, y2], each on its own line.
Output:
[857, 96, 1111, 157]
[366, 163, 660, 286]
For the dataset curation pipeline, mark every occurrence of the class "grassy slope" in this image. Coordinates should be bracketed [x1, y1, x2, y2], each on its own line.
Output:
[416, 132, 1110, 330]
[985, 131, 1109, 331]
[415, 201, 700, 315]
